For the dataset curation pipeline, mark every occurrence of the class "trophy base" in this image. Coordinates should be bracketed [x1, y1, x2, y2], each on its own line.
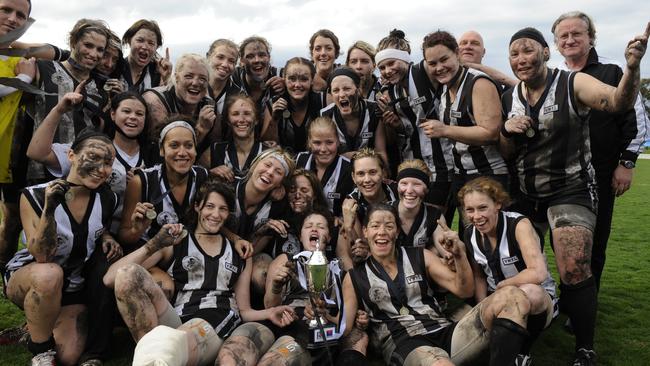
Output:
[307, 322, 339, 349]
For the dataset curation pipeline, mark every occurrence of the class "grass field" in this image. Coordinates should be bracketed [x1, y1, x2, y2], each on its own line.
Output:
[1, 161, 649, 365]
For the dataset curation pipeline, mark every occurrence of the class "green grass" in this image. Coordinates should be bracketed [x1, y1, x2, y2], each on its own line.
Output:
[2, 161, 650, 365]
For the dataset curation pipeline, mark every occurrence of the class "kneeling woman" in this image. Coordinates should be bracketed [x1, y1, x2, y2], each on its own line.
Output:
[342, 204, 537, 366]
[103, 181, 296, 366]
[459, 177, 557, 361]
[5, 131, 119, 365]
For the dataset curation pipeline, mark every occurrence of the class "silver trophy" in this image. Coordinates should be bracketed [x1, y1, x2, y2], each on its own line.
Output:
[304, 239, 335, 345]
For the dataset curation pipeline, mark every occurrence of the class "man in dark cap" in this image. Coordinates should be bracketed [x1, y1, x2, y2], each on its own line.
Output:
[500, 24, 648, 366]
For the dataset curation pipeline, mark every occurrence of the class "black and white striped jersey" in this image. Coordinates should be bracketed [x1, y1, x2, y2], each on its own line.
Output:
[463, 211, 556, 298]
[232, 179, 290, 240]
[6, 182, 117, 292]
[349, 246, 451, 348]
[295, 152, 354, 216]
[27, 60, 106, 183]
[49, 143, 144, 235]
[119, 59, 161, 94]
[167, 233, 245, 338]
[209, 140, 266, 183]
[385, 61, 454, 182]
[348, 182, 398, 224]
[439, 67, 508, 176]
[395, 203, 441, 249]
[272, 91, 327, 154]
[136, 164, 208, 243]
[320, 99, 381, 153]
[502, 68, 595, 200]
[209, 78, 245, 116]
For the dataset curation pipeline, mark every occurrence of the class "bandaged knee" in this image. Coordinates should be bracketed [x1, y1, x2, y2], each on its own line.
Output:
[404, 346, 450, 366]
[179, 318, 222, 366]
[132, 325, 188, 366]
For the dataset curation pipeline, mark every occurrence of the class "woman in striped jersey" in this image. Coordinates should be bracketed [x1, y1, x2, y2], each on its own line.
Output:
[104, 180, 296, 366]
[263, 57, 326, 154]
[459, 177, 557, 365]
[420, 30, 509, 229]
[200, 94, 266, 184]
[346, 41, 381, 101]
[342, 203, 534, 366]
[4, 130, 119, 365]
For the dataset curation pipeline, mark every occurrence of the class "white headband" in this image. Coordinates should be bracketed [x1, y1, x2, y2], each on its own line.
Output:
[375, 49, 411, 65]
[159, 121, 196, 146]
[269, 153, 290, 177]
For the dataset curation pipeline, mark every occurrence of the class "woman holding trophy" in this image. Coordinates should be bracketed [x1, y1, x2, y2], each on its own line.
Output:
[262, 207, 368, 365]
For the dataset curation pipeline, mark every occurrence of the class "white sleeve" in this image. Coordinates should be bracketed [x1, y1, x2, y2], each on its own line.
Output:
[0, 74, 33, 97]
[47, 143, 73, 177]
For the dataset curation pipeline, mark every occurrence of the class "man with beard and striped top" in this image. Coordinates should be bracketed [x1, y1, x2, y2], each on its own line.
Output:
[500, 26, 648, 365]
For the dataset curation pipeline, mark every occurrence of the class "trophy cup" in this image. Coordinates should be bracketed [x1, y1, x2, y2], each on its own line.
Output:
[304, 239, 336, 348]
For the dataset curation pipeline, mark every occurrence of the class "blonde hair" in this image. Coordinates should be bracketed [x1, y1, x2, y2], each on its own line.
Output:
[351, 147, 385, 173]
[245, 147, 296, 182]
[397, 159, 430, 176]
[346, 41, 376, 65]
[173, 53, 209, 87]
[307, 116, 339, 149]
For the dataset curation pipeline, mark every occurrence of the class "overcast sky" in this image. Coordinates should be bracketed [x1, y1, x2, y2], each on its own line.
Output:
[21, 0, 650, 78]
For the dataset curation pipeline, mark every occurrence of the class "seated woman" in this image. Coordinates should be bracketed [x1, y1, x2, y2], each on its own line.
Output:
[199, 94, 265, 184]
[320, 67, 388, 167]
[118, 19, 171, 93]
[395, 159, 447, 251]
[119, 120, 208, 250]
[27, 90, 148, 236]
[342, 203, 535, 366]
[458, 177, 557, 364]
[142, 53, 214, 163]
[345, 41, 381, 101]
[309, 29, 341, 92]
[227, 147, 295, 306]
[339, 148, 398, 269]
[4, 130, 119, 365]
[103, 180, 296, 366]
[256, 169, 329, 259]
[261, 208, 367, 365]
[295, 116, 354, 218]
[263, 57, 326, 153]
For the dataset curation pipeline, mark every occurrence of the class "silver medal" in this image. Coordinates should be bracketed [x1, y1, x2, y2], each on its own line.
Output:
[399, 306, 409, 316]
[282, 110, 291, 119]
[525, 128, 535, 138]
[146, 209, 157, 220]
[64, 190, 74, 202]
[103, 83, 112, 92]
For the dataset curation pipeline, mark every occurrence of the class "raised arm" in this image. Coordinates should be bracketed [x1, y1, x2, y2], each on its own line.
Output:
[574, 23, 649, 113]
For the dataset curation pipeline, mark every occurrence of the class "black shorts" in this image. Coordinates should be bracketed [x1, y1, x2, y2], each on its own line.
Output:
[390, 323, 457, 365]
[512, 189, 596, 230]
